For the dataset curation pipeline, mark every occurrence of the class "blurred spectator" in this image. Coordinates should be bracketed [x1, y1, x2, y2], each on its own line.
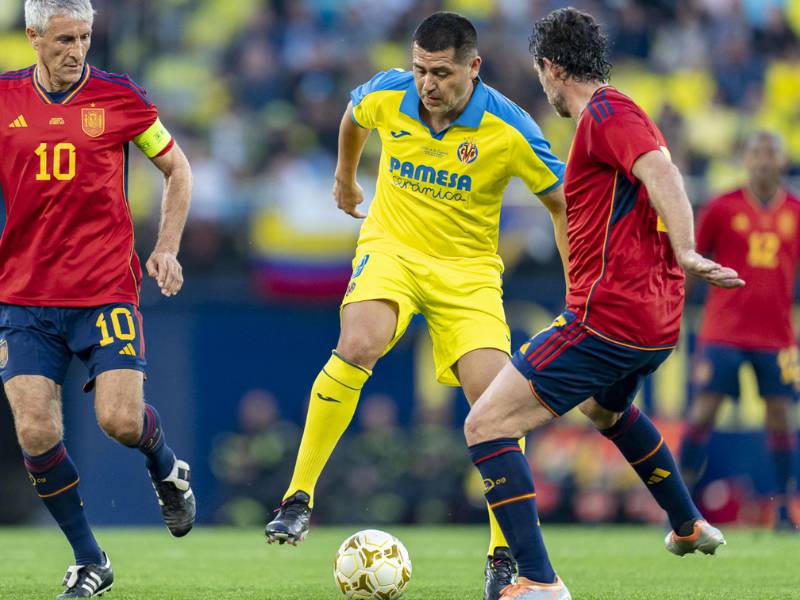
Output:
[211, 389, 301, 526]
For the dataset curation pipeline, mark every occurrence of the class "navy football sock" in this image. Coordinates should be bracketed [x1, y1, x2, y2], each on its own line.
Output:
[469, 438, 556, 584]
[678, 423, 713, 489]
[135, 404, 176, 480]
[767, 431, 797, 511]
[24, 442, 103, 566]
[601, 405, 701, 533]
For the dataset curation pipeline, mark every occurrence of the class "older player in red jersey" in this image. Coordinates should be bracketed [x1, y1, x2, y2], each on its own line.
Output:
[680, 131, 800, 531]
[0, 1, 193, 597]
[462, 8, 744, 599]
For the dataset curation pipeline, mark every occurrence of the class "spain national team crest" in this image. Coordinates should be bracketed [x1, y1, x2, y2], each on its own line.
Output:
[456, 139, 478, 165]
[0, 338, 7, 369]
[778, 210, 797, 239]
[81, 108, 105, 138]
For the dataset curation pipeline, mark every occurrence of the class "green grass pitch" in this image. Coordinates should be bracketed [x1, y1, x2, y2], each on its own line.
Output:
[0, 525, 796, 599]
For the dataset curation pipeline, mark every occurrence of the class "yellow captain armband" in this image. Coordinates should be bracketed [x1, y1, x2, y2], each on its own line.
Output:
[133, 118, 172, 158]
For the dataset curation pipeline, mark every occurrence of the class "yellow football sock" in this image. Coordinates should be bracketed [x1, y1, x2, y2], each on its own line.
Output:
[285, 351, 371, 507]
[487, 436, 526, 555]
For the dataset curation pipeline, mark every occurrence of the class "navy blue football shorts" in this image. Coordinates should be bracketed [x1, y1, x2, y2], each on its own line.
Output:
[693, 342, 798, 400]
[0, 303, 146, 391]
[511, 310, 673, 416]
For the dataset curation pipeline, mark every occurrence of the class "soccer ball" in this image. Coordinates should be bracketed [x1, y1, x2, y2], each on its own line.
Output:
[333, 529, 412, 599]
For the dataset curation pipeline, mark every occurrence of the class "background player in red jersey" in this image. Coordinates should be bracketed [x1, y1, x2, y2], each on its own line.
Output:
[0, 1, 193, 597]
[680, 131, 800, 531]
[462, 8, 744, 599]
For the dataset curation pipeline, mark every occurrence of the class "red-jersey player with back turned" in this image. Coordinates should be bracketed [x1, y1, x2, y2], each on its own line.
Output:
[0, 1, 193, 597]
[680, 131, 800, 531]
[462, 8, 744, 599]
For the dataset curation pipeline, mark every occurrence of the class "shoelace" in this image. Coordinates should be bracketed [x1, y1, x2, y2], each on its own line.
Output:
[277, 500, 309, 519]
[491, 557, 515, 582]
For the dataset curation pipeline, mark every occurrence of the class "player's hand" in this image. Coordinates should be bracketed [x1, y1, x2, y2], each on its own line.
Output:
[678, 250, 745, 289]
[333, 177, 366, 219]
[146, 250, 184, 297]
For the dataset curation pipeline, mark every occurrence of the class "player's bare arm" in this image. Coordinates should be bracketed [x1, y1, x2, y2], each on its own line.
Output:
[147, 142, 192, 297]
[333, 102, 371, 219]
[537, 185, 569, 290]
[632, 150, 744, 289]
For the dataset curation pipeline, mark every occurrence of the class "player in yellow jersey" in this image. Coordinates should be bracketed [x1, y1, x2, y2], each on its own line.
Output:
[265, 13, 567, 599]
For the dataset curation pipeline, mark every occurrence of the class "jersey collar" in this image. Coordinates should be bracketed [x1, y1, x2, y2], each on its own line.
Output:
[32, 63, 91, 105]
[743, 186, 787, 213]
[399, 76, 488, 140]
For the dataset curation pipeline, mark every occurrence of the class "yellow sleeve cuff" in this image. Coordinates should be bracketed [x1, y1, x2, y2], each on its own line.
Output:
[133, 118, 173, 158]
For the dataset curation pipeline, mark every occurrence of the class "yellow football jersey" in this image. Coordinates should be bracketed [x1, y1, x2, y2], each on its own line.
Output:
[351, 69, 564, 263]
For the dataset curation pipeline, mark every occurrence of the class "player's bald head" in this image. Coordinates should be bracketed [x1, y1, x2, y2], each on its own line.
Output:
[743, 130, 786, 187]
[744, 130, 784, 155]
[25, 0, 95, 34]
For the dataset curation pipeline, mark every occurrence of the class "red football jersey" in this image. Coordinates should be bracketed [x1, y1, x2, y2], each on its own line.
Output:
[697, 188, 800, 350]
[0, 64, 173, 307]
[564, 87, 685, 348]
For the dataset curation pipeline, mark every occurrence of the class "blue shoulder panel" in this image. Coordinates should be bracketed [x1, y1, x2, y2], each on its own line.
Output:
[485, 86, 565, 188]
[350, 69, 413, 107]
[92, 67, 152, 107]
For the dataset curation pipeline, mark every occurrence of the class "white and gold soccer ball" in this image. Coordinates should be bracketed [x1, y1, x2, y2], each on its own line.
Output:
[333, 529, 412, 600]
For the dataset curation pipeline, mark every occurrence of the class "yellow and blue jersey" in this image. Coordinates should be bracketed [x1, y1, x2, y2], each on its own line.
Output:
[351, 69, 564, 263]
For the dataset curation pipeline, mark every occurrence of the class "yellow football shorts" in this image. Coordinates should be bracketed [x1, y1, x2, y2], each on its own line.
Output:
[341, 246, 511, 386]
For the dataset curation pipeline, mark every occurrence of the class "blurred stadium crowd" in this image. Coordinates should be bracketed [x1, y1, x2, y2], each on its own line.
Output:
[2, 0, 800, 281]
[1, 0, 799, 527]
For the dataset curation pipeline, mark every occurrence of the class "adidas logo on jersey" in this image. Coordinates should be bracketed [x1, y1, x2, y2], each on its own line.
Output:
[118, 343, 137, 356]
[8, 114, 28, 128]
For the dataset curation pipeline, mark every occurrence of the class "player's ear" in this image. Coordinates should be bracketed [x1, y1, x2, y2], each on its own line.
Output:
[469, 55, 481, 79]
[25, 27, 40, 50]
[545, 60, 567, 83]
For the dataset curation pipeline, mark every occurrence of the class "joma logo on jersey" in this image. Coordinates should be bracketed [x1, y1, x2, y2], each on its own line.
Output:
[388, 157, 472, 191]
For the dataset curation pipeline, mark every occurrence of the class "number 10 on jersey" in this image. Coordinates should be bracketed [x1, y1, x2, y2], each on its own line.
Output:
[35, 142, 76, 181]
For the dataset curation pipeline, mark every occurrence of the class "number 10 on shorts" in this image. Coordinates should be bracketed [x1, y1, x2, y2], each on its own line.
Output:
[96, 307, 136, 347]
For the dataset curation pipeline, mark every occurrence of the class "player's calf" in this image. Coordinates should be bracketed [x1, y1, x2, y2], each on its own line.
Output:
[597, 403, 702, 535]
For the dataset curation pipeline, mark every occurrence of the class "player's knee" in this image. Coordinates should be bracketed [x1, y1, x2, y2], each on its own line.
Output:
[463, 410, 480, 445]
[764, 398, 792, 431]
[689, 394, 723, 427]
[464, 405, 491, 446]
[336, 332, 385, 368]
[97, 410, 142, 445]
[16, 421, 62, 456]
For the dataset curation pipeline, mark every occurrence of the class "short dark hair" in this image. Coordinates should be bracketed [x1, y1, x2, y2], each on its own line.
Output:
[413, 12, 478, 63]
[529, 8, 611, 83]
